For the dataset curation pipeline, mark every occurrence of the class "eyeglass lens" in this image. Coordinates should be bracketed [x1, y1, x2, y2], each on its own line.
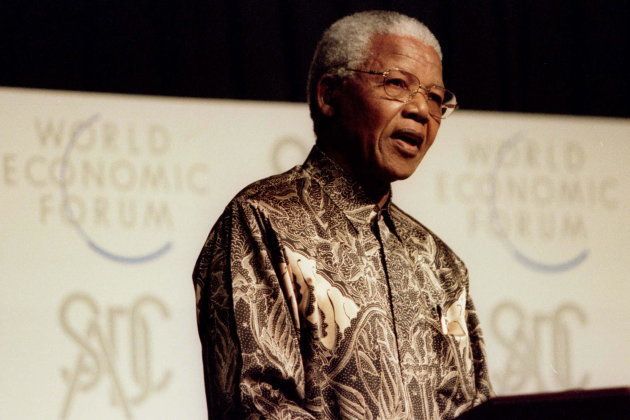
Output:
[382, 69, 456, 118]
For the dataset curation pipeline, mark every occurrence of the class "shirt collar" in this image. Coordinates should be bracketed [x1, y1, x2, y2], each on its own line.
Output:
[302, 145, 399, 237]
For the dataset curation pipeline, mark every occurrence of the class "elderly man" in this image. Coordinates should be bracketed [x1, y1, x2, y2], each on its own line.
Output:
[194, 10, 493, 419]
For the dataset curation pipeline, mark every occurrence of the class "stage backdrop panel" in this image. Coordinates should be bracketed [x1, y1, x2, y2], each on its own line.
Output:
[1, 87, 628, 419]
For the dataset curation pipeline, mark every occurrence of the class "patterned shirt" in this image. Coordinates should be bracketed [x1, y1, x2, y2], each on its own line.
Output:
[194, 146, 493, 419]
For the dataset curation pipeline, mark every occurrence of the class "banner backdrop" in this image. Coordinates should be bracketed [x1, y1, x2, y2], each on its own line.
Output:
[1, 87, 628, 419]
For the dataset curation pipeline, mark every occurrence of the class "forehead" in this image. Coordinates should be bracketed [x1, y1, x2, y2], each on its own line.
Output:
[364, 33, 443, 84]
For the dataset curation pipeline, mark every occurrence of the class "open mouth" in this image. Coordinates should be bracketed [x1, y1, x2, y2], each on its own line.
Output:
[392, 129, 423, 148]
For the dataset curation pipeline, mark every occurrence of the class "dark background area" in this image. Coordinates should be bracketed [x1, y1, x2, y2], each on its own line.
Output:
[2, 1, 629, 117]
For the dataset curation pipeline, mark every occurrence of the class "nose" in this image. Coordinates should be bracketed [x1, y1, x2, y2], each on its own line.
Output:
[400, 89, 431, 123]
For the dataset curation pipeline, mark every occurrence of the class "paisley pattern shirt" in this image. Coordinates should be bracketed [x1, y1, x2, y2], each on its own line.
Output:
[194, 146, 493, 419]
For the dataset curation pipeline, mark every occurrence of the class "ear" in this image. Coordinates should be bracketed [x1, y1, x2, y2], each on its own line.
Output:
[316, 75, 339, 117]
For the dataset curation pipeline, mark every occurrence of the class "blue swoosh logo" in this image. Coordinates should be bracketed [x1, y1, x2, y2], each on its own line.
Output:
[490, 132, 588, 273]
[59, 114, 172, 264]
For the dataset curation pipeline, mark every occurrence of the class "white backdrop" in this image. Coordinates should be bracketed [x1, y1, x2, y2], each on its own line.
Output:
[1, 87, 628, 419]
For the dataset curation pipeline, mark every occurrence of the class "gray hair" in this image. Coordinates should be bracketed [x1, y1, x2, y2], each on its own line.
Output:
[307, 10, 442, 136]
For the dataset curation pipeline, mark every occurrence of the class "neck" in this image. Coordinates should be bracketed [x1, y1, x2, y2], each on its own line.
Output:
[316, 141, 391, 208]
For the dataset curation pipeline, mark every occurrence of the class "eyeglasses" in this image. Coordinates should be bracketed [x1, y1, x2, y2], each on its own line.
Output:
[345, 67, 458, 119]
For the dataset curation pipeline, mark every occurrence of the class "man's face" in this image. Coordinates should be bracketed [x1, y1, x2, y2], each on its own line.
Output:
[324, 33, 444, 187]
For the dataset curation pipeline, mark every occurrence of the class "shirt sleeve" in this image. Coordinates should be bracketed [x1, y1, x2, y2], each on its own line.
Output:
[465, 290, 495, 403]
[193, 199, 316, 419]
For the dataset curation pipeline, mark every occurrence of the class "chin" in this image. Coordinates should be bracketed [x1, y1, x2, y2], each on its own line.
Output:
[383, 161, 422, 182]
[379, 168, 414, 184]
[390, 172, 414, 182]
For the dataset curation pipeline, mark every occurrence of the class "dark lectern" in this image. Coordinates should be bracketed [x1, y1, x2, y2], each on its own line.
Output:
[458, 387, 629, 419]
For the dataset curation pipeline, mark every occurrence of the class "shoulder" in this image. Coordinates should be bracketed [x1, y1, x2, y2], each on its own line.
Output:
[195, 166, 310, 282]
[217, 165, 321, 234]
[233, 165, 303, 203]
[227, 165, 310, 214]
